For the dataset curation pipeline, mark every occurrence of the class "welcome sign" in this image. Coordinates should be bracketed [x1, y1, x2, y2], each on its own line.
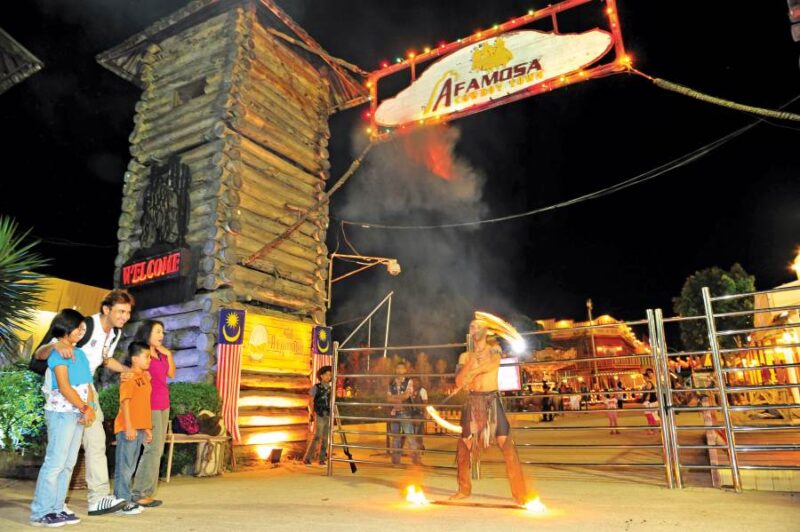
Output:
[375, 29, 614, 128]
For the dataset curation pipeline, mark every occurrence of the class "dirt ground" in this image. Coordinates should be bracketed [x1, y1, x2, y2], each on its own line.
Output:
[1, 461, 798, 532]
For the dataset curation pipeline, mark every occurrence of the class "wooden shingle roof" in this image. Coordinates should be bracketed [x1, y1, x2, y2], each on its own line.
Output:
[0, 28, 44, 95]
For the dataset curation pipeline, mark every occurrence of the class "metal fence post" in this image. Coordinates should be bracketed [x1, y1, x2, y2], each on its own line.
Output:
[655, 308, 683, 488]
[326, 341, 339, 477]
[647, 309, 675, 489]
[701, 287, 742, 492]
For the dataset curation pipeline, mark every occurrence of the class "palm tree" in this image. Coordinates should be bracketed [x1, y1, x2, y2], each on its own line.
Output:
[0, 216, 48, 365]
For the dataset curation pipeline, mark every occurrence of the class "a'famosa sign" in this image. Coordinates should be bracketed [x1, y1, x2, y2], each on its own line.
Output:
[375, 29, 614, 128]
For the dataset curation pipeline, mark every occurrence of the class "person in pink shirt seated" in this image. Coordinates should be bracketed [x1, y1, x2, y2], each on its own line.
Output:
[130, 320, 175, 507]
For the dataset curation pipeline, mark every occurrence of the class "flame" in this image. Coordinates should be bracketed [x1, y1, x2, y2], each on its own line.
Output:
[401, 127, 456, 181]
[525, 496, 547, 513]
[405, 485, 429, 506]
[425, 405, 462, 433]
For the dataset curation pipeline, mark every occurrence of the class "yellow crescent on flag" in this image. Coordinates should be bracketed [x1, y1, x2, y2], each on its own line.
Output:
[222, 311, 242, 343]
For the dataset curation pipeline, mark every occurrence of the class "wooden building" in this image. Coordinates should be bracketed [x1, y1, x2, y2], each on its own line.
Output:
[97, 0, 366, 462]
[0, 28, 43, 95]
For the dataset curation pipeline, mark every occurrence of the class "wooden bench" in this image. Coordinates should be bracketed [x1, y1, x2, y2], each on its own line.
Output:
[164, 426, 235, 482]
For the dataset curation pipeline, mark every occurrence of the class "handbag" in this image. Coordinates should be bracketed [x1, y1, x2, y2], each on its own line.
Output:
[194, 440, 221, 477]
[197, 409, 225, 437]
[172, 412, 200, 435]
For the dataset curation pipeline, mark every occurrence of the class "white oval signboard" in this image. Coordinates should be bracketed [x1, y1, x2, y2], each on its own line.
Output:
[375, 29, 614, 128]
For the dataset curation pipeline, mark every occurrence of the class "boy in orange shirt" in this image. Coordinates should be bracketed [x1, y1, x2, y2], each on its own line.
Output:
[113, 342, 153, 515]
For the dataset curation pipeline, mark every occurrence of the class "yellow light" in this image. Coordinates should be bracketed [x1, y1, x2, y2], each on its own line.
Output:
[476, 32, 482, 38]
[406, 485, 429, 506]
[525, 496, 547, 513]
[424, 47, 430, 53]
[238, 395, 307, 408]
[256, 445, 273, 460]
[528, 9, 534, 16]
[244, 431, 290, 446]
[366, 81, 373, 88]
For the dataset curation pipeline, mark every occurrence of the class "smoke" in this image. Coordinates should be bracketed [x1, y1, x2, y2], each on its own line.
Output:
[331, 125, 513, 350]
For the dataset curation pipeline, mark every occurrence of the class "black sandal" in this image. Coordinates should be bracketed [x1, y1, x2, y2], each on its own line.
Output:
[136, 499, 163, 508]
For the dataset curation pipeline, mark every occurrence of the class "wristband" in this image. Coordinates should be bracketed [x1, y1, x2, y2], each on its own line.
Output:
[89, 402, 98, 410]
[79, 404, 90, 414]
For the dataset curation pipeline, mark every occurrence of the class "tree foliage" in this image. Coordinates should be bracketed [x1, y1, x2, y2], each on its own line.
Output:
[0, 367, 46, 453]
[0, 216, 48, 364]
[672, 263, 756, 351]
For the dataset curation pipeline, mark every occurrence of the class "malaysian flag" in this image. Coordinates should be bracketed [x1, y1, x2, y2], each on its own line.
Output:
[309, 326, 333, 433]
[311, 325, 333, 383]
[216, 309, 245, 444]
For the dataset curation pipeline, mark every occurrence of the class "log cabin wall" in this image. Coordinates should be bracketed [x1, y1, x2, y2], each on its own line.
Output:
[105, 0, 346, 463]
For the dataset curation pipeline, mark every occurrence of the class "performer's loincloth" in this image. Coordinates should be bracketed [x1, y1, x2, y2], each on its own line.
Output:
[459, 391, 510, 447]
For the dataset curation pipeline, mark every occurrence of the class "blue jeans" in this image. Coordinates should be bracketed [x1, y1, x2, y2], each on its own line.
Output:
[390, 417, 421, 464]
[30, 410, 85, 520]
[303, 415, 330, 463]
[114, 430, 146, 502]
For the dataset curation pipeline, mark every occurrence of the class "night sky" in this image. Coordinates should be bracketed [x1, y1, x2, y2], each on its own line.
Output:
[2, 1, 798, 344]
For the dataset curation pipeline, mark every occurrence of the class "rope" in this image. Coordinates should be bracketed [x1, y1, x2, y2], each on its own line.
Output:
[241, 141, 376, 266]
[266, 28, 370, 77]
[338, 92, 799, 231]
[630, 68, 800, 122]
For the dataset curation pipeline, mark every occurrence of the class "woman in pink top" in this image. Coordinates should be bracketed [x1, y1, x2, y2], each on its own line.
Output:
[131, 320, 175, 507]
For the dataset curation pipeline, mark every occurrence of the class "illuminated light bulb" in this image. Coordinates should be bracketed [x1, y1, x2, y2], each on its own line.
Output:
[424, 46, 430, 53]
[528, 9, 534, 15]
[476, 31, 482, 37]
[408, 51, 416, 59]
[365, 127, 372, 134]
[493, 24, 499, 30]
[380, 61, 389, 68]
[607, 7, 613, 14]
[395, 57, 402, 63]
[559, 75, 566, 82]
[366, 81, 372, 88]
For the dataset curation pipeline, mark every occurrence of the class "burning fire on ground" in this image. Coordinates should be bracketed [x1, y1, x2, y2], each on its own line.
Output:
[525, 496, 547, 513]
[405, 485, 430, 506]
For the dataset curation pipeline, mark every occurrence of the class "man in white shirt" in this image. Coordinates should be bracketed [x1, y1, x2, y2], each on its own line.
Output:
[35, 290, 135, 516]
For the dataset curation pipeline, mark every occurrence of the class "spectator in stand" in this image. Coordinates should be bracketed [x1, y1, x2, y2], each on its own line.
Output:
[616, 380, 625, 410]
[540, 383, 554, 422]
[639, 368, 660, 435]
[604, 390, 620, 435]
[580, 383, 590, 410]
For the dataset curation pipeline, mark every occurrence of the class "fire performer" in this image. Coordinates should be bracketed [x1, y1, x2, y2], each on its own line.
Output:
[451, 319, 529, 505]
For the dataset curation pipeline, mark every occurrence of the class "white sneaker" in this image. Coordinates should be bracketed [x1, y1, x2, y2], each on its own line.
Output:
[88, 496, 127, 516]
[115, 503, 144, 516]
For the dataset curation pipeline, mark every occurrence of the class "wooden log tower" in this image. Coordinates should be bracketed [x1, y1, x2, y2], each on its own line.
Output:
[98, 0, 366, 462]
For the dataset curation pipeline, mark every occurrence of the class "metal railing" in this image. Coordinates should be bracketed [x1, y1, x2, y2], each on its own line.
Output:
[324, 284, 800, 492]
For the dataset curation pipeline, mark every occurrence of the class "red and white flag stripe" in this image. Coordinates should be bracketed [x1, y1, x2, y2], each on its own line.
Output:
[216, 343, 243, 443]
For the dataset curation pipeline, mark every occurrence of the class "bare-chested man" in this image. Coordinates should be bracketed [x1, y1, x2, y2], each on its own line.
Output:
[451, 319, 529, 505]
